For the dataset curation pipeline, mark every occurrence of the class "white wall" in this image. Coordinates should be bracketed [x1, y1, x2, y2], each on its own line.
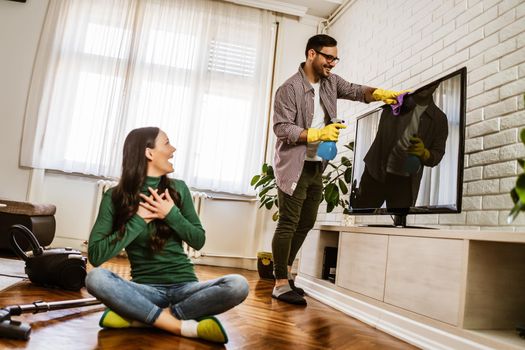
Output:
[0, 0, 49, 201]
[319, 0, 525, 231]
[0, 1, 317, 268]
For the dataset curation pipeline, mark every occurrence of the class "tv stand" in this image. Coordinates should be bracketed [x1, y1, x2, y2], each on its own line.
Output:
[360, 214, 437, 229]
[393, 214, 406, 227]
[297, 225, 525, 350]
[362, 223, 436, 229]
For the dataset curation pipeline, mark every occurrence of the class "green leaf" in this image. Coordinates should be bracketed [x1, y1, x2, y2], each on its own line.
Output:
[338, 178, 348, 194]
[272, 211, 279, 221]
[254, 175, 272, 189]
[267, 165, 274, 177]
[516, 173, 525, 203]
[344, 168, 352, 183]
[507, 200, 523, 224]
[265, 200, 274, 210]
[327, 202, 335, 213]
[324, 183, 337, 203]
[520, 128, 525, 144]
[511, 188, 519, 204]
[325, 186, 339, 208]
[254, 175, 268, 188]
[259, 186, 272, 197]
[334, 190, 340, 205]
[517, 158, 525, 170]
[250, 175, 260, 186]
[341, 157, 352, 166]
[344, 142, 354, 151]
[258, 197, 271, 208]
[259, 194, 270, 203]
[262, 163, 268, 173]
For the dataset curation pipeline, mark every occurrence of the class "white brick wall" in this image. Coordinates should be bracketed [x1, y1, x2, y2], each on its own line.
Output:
[327, 0, 525, 230]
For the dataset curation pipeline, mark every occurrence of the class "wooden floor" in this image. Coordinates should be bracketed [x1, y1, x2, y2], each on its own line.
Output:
[0, 257, 418, 350]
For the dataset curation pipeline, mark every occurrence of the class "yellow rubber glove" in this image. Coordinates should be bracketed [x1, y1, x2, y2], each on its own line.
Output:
[372, 88, 410, 104]
[307, 123, 346, 143]
[407, 136, 430, 161]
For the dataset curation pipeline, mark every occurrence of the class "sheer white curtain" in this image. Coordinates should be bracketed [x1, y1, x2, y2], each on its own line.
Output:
[353, 110, 381, 183]
[21, 0, 274, 195]
[416, 74, 461, 207]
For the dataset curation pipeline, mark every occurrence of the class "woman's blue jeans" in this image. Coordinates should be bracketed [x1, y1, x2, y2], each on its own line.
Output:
[85, 268, 249, 324]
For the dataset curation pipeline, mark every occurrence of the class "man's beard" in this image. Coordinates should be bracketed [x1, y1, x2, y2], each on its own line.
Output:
[314, 61, 331, 78]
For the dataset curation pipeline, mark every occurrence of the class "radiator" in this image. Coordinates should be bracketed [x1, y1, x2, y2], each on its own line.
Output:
[92, 180, 205, 258]
[91, 180, 118, 228]
[185, 191, 208, 259]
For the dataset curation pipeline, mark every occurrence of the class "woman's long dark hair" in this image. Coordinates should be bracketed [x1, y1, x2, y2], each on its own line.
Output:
[111, 127, 181, 252]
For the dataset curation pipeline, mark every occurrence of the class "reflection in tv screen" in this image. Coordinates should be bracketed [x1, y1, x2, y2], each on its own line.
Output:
[349, 67, 466, 217]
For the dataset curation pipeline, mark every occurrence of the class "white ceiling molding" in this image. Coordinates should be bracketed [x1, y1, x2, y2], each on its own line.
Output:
[323, 0, 357, 30]
[223, 0, 308, 17]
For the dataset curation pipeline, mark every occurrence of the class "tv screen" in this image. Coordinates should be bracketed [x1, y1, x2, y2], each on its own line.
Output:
[348, 67, 466, 225]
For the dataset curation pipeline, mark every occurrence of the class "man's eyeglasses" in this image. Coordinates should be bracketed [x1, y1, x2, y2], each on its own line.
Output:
[314, 50, 340, 64]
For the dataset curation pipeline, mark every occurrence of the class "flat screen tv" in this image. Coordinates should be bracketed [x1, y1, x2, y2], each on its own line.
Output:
[348, 67, 466, 227]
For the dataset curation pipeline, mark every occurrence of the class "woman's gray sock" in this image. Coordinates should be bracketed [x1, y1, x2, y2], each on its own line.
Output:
[272, 284, 293, 297]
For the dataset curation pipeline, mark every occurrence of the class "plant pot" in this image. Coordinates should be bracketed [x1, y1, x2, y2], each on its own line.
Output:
[256, 251, 274, 280]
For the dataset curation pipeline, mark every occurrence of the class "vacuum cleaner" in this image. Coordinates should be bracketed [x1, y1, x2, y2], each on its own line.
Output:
[0, 225, 102, 340]
[9, 224, 87, 291]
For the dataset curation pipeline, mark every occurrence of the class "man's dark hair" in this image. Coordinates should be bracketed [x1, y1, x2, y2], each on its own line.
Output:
[305, 34, 337, 58]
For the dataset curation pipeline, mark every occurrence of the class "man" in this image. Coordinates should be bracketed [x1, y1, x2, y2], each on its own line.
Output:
[271, 34, 406, 305]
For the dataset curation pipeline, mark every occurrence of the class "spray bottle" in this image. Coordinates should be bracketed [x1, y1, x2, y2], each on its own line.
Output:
[317, 120, 345, 161]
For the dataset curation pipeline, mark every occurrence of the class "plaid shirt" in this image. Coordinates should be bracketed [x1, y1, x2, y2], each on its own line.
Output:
[273, 63, 371, 195]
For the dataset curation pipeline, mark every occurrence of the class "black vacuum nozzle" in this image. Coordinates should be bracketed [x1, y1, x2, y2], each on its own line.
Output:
[0, 320, 31, 340]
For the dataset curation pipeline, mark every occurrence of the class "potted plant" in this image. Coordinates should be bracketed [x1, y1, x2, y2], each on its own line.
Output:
[250, 142, 354, 221]
[508, 128, 525, 223]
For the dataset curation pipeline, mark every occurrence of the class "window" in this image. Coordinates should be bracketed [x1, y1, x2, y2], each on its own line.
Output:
[22, 0, 275, 195]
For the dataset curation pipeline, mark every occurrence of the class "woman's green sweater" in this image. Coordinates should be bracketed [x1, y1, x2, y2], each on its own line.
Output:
[88, 176, 205, 284]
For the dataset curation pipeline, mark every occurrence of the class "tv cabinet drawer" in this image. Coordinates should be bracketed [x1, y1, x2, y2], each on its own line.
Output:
[337, 232, 388, 301]
[383, 236, 464, 325]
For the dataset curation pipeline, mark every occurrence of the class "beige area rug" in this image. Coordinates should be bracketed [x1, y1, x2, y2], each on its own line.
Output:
[0, 257, 27, 291]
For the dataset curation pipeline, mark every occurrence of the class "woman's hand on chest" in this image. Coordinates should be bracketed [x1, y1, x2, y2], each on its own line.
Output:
[139, 187, 175, 220]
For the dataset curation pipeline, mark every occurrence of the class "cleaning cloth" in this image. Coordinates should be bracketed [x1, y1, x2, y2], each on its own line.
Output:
[390, 92, 410, 116]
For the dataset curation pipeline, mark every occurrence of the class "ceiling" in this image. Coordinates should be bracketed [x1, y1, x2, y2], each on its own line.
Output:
[281, 0, 343, 18]
[225, 0, 344, 19]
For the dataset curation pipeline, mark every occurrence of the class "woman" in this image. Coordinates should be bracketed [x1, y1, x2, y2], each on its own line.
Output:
[86, 127, 249, 344]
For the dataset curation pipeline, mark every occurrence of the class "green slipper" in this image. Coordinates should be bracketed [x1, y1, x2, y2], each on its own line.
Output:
[99, 308, 132, 328]
[197, 316, 228, 344]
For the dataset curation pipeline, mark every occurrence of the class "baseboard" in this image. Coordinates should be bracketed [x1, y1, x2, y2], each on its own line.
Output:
[295, 276, 499, 350]
[193, 255, 257, 271]
[52, 237, 258, 271]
